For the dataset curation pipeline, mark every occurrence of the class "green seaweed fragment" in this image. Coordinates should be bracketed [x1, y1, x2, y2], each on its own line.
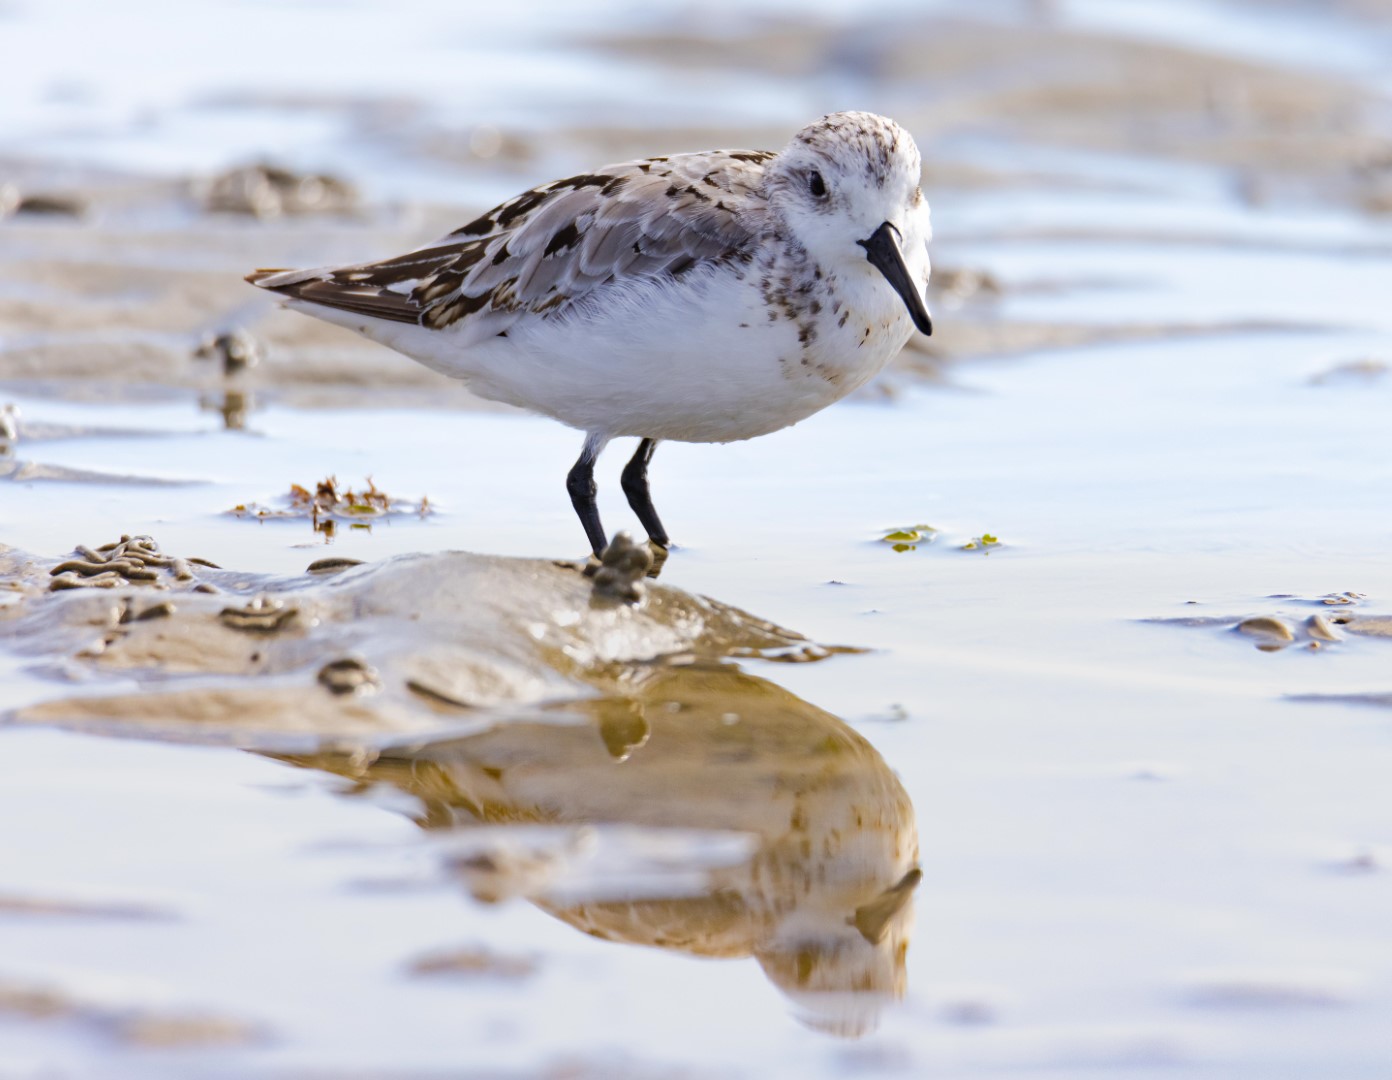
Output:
[879, 523, 938, 553]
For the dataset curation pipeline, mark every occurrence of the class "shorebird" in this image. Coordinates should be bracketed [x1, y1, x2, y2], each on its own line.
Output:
[248, 111, 932, 555]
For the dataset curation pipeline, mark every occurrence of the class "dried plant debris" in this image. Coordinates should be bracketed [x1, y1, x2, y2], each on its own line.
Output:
[199, 162, 358, 218]
[1148, 593, 1387, 652]
[229, 475, 432, 532]
[47, 535, 217, 592]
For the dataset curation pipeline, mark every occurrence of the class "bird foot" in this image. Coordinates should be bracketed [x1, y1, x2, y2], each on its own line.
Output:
[584, 532, 654, 602]
[644, 539, 669, 579]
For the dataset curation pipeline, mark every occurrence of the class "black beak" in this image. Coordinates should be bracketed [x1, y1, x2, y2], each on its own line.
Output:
[857, 221, 933, 336]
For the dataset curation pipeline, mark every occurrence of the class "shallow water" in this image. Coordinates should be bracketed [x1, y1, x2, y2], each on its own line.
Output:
[4, 1, 1392, 1077]
[5, 299, 1391, 1076]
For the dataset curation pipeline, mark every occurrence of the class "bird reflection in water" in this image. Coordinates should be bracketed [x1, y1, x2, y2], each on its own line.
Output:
[283, 660, 919, 1037]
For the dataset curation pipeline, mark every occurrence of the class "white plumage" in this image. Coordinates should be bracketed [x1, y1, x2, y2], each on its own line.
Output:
[248, 111, 933, 555]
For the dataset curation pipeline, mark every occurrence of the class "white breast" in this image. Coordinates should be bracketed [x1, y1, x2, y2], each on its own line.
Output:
[336, 252, 915, 445]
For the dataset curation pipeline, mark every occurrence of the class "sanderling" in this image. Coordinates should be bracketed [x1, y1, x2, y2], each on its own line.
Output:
[247, 111, 932, 556]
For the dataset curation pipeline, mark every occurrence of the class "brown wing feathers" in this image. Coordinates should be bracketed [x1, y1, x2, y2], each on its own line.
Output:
[246, 152, 770, 330]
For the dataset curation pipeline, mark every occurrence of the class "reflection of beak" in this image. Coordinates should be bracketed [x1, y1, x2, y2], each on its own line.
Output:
[857, 222, 933, 336]
[852, 867, 922, 944]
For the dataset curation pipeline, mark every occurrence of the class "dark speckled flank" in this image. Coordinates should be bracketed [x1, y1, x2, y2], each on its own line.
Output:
[752, 228, 846, 372]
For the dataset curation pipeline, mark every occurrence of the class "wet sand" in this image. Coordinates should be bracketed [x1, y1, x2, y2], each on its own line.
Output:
[4, 1, 1392, 1077]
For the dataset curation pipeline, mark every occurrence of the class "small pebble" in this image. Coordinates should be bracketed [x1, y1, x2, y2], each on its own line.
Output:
[587, 532, 652, 603]
[219, 596, 297, 633]
[193, 329, 263, 376]
[1236, 616, 1294, 642]
[306, 557, 365, 574]
[1306, 614, 1341, 642]
[317, 657, 380, 695]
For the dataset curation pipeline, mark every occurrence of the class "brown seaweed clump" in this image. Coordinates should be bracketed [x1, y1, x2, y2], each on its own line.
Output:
[228, 475, 431, 534]
[199, 163, 357, 218]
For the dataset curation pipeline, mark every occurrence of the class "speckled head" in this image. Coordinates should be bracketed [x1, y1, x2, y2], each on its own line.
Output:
[766, 112, 932, 334]
[793, 112, 918, 183]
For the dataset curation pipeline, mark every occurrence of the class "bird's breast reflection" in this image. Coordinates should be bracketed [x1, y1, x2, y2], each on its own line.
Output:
[283, 660, 919, 1037]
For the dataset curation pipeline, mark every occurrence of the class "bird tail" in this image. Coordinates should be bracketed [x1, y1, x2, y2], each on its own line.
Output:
[245, 266, 328, 289]
[245, 266, 421, 324]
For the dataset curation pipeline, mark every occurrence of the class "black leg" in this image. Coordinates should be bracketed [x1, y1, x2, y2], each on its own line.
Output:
[566, 436, 608, 556]
[620, 438, 669, 548]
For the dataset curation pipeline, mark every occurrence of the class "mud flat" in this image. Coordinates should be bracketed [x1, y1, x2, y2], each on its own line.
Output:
[2, 534, 825, 742]
[2, 534, 917, 1044]
[4, 1, 1392, 1077]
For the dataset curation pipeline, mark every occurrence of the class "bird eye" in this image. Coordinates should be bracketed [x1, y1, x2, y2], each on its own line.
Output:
[808, 170, 827, 199]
